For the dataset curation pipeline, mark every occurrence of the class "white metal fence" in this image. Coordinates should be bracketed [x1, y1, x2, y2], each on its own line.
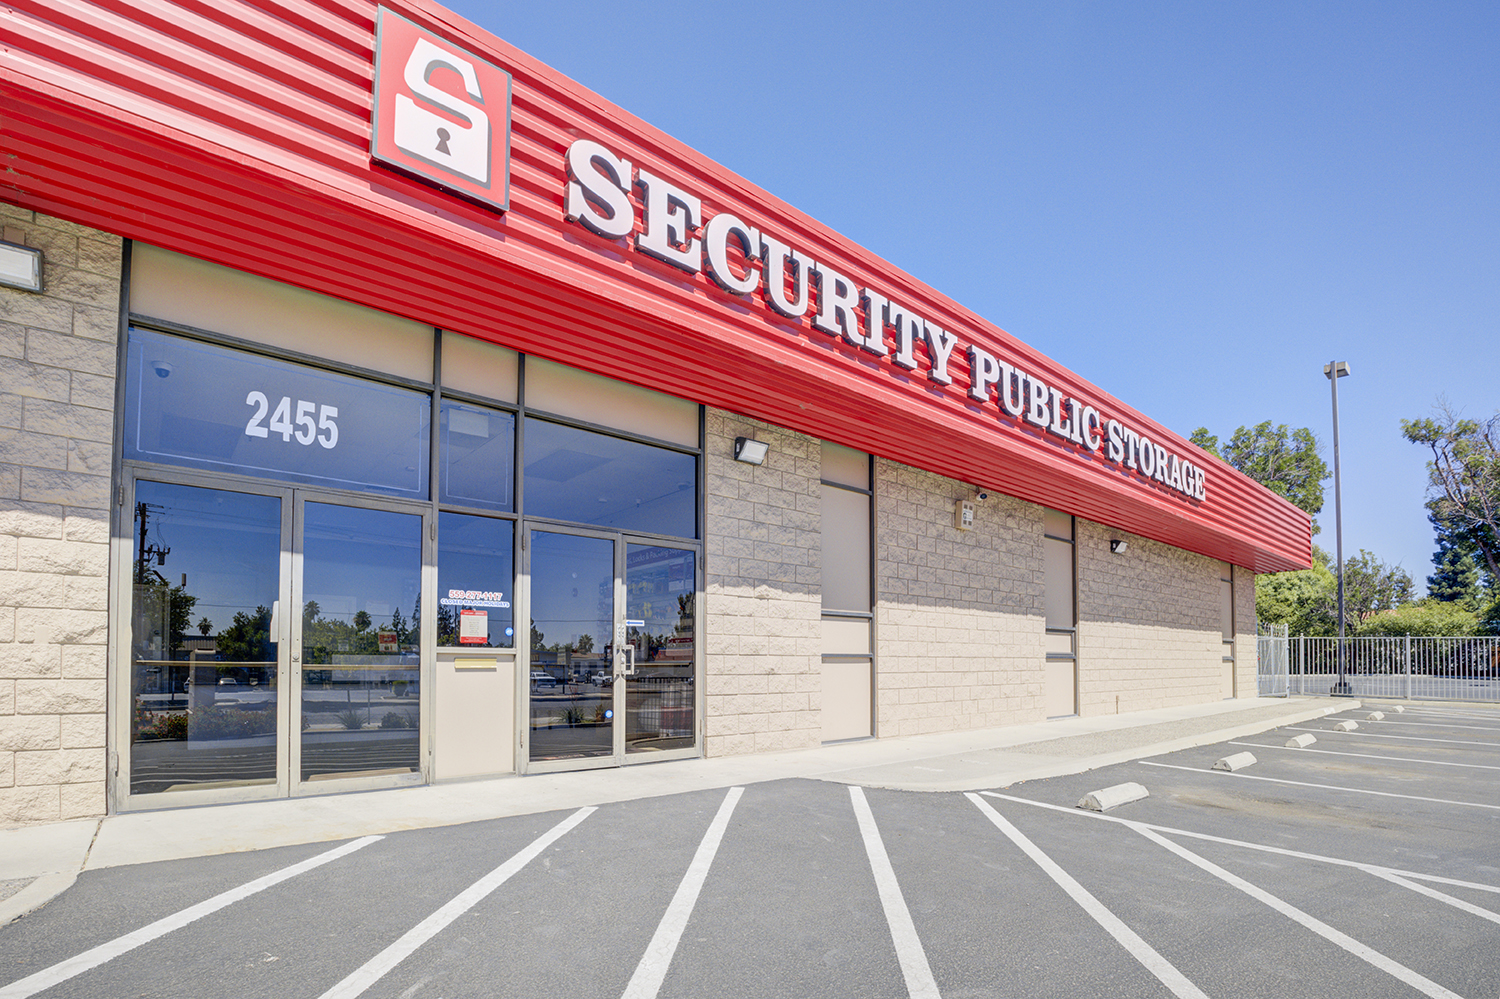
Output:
[1256, 623, 1289, 697]
[1259, 633, 1500, 702]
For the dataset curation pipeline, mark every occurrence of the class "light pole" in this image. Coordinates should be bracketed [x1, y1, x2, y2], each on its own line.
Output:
[1325, 360, 1351, 695]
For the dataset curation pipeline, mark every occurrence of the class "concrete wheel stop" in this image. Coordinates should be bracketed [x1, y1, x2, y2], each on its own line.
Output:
[1078, 782, 1149, 812]
[1213, 751, 1256, 772]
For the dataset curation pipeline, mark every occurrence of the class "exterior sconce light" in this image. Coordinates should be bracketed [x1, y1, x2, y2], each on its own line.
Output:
[1109, 539, 1128, 554]
[0, 240, 44, 293]
[733, 436, 769, 465]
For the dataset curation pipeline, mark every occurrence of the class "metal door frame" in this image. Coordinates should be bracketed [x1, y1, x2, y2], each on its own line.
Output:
[288, 487, 433, 797]
[518, 521, 702, 775]
[112, 463, 433, 811]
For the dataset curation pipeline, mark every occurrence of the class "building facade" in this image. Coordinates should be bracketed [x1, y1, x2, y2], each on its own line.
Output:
[0, 1, 1308, 825]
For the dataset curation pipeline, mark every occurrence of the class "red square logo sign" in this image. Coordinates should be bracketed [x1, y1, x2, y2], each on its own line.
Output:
[371, 7, 511, 212]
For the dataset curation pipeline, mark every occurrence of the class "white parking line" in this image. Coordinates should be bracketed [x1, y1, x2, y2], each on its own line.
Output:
[1141, 760, 1500, 810]
[1129, 824, 1464, 999]
[965, 793, 1209, 999]
[850, 787, 942, 999]
[1284, 725, 1495, 747]
[1227, 740, 1500, 771]
[620, 787, 744, 999]
[318, 809, 594, 999]
[1360, 719, 1500, 732]
[1395, 708, 1500, 722]
[0, 835, 383, 999]
[1371, 871, 1500, 927]
[980, 791, 1500, 896]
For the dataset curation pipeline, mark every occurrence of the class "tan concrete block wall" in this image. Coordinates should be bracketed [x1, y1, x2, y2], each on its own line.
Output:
[1234, 565, 1258, 697]
[874, 461, 1047, 737]
[0, 205, 119, 825]
[702, 410, 822, 756]
[1074, 520, 1230, 714]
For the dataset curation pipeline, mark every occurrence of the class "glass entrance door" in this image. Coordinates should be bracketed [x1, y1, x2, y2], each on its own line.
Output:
[525, 528, 698, 771]
[526, 530, 616, 764]
[623, 543, 696, 754]
[122, 472, 429, 807]
[293, 499, 425, 790]
[127, 478, 287, 799]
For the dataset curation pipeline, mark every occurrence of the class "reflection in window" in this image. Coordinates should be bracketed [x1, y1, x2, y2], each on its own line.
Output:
[440, 400, 515, 512]
[523, 417, 696, 538]
[123, 328, 431, 499]
[437, 512, 515, 647]
[300, 503, 422, 781]
[129, 481, 281, 795]
[528, 531, 615, 762]
[625, 545, 695, 753]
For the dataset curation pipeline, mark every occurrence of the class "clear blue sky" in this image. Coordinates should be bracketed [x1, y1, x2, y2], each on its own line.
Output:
[448, 0, 1499, 589]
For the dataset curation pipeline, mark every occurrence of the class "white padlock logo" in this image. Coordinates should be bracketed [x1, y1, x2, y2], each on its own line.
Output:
[394, 36, 491, 187]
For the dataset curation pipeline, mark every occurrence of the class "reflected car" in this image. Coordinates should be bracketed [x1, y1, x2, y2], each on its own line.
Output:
[529, 671, 557, 689]
[590, 671, 614, 686]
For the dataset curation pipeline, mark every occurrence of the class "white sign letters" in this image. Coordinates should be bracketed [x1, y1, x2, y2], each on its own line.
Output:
[562, 139, 1208, 503]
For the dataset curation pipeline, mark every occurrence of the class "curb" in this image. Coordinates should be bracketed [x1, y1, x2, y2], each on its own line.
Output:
[846, 699, 1354, 792]
[0, 873, 79, 927]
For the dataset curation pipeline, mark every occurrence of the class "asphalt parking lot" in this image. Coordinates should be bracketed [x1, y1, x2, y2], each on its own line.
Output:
[1, 700, 1495, 999]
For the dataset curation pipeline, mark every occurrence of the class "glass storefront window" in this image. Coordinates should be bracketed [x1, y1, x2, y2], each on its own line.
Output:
[124, 328, 431, 499]
[437, 512, 515, 648]
[439, 400, 515, 512]
[129, 481, 281, 795]
[523, 417, 696, 538]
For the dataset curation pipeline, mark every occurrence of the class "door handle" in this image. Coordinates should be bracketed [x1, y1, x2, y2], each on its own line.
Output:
[620, 645, 636, 678]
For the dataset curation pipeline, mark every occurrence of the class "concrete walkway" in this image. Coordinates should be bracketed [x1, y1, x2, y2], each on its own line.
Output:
[0, 695, 1348, 925]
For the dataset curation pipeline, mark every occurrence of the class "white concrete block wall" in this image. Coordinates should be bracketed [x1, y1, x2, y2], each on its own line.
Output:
[0, 204, 120, 825]
[1074, 520, 1230, 714]
[874, 461, 1047, 737]
[702, 411, 822, 756]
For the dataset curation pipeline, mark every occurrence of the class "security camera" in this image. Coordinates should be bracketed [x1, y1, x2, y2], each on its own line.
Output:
[974, 490, 991, 503]
[152, 360, 174, 379]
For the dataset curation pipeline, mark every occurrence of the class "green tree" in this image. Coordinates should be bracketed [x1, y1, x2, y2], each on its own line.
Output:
[217, 606, 274, 662]
[436, 603, 457, 647]
[1191, 422, 1328, 529]
[197, 616, 213, 637]
[1427, 535, 1482, 606]
[1355, 600, 1481, 638]
[1402, 405, 1500, 587]
[1255, 553, 1335, 636]
[353, 609, 371, 632]
[1256, 547, 1414, 635]
[1341, 549, 1414, 623]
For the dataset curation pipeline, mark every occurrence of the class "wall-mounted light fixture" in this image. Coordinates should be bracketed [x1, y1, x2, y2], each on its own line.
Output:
[1109, 539, 1128, 555]
[733, 436, 769, 465]
[0, 240, 44, 293]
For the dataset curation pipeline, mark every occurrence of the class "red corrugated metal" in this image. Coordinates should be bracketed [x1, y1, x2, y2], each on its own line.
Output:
[0, 0, 1312, 573]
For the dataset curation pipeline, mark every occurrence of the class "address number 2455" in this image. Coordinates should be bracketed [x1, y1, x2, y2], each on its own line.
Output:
[245, 392, 339, 448]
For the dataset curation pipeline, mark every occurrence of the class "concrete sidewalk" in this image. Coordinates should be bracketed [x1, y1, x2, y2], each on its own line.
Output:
[0, 695, 1348, 925]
